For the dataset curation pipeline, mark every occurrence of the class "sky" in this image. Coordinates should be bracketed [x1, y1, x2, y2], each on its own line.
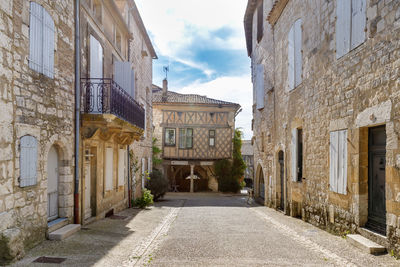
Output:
[135, 0, 253, 140]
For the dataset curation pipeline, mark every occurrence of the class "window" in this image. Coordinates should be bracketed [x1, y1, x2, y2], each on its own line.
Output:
[288, 19, 302, 90]
[257, 1, 264, 43]
[209, 130, 215, 147]
[329, 130, 348, 194]
[179, 128, 193, 149]
[336, 0, 366, 59]
[118, 148, 125, 187]
[255, 64, 264, 110]
[20, 135, 38, 187]
[141, 158, 146, 189]
[115, 30, 122, 52]
[29, 2, 55, 78]
[105, 147, 114, 191]
[291, 128, 303, 182]
[165, 128, 176, 146]
[114, 61, 135, 98]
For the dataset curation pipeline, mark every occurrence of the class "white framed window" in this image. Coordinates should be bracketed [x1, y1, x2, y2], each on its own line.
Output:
[29, 2, 55, 78]
[179, 128, 193, 149]
[329, 130, 348, 194]
[288, 19, 302, 90]
[20, 135, 38, 187]
[105, 147, 114, 191]
[336, 0, 366, 59]
[165, 128, 176, 146]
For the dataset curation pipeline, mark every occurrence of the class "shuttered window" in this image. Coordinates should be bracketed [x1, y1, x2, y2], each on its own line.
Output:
[20, 135, 38, 187]
[288, 19, 302, 90]
[105, 147, 114, 191]
[148, 157, 152, 174]
[255, 64, 264, 110]
[141, 158, 146, 189]
[118, 148, 125, 187]
[29, 2, 55, 78]
[329, 130, 348, 194]
[291, 128, 303, 182]
[336, 0, 366, 59]
[114, 61, 135, 98]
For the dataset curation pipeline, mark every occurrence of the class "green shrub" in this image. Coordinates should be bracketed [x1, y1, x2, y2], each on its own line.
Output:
[146, 169, 168, 201]
[133, 189, 153, 208]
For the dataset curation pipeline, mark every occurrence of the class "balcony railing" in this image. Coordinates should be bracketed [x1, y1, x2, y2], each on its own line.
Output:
[81, 78, 145, 129]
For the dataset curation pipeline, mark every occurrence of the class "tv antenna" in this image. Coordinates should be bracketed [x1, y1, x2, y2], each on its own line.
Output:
[163, 66, 169, 80]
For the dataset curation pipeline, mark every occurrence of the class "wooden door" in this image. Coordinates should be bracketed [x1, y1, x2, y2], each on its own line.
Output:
[47, 146, 59, 221]
[367, 126, 386, 235]
[279, 155, 285, 210]
[259, 169, 265, 200]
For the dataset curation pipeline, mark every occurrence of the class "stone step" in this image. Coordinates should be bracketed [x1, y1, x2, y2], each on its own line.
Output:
[358, 227, 389, 248]
[47, 218, 68, 234]
[347, 234, 386, 255]
[48, 224, 81, 241]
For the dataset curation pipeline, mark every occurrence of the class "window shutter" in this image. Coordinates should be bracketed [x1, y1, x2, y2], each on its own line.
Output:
[256, 64, 265, 109]
[29, 2, 43, 73]
[351, 0, 366, 49]
[294, 19, 302, 87]
[288, 26, 295, 90]
[42, 9, 54, 78]
[338, 130, 348, 194]
[114, 61, 133, 96]
[291, 128, 298, 182]
[105, 147, 114, 191]
[90, 35, 103, 79]
[131, 68, 135, 98]
[148, 157, 152, 173]
[118, 149, 125, 187]
[336, 0, 351, 58]
[20, 136, 38, 187]
[141, 158, 145, 189]
[329, 131, 339, 192]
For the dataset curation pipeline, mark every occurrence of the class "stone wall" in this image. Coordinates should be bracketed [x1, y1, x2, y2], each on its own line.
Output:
[0, 0, 75, 263]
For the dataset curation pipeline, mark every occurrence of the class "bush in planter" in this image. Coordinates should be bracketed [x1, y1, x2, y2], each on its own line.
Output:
[146, 169, 168, 201]
[133, 189, 153, 208]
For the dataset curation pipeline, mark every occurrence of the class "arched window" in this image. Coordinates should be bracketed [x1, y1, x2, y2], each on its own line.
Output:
[20, 135, 38, 187]
[29, 2, 55, 78]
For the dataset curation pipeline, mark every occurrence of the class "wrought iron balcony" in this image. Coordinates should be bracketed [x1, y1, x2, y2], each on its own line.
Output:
[81, 78, 145, 129]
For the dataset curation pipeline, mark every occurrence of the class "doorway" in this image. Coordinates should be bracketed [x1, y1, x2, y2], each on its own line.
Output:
[366, 126, 386, 235]
[84, 147, 97, 220]
[278, 151, 285, 211]
[47, 146, 59, 221]
[258, 167, 265, 200]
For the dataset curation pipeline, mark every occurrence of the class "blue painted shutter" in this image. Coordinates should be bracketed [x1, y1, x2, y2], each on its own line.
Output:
[256, 64, 264, 109]
[329, 131, 339, 192]
[291, 128, 298, 182]
[351, 0, 366, 49]
[29, 2, 43, 73]
[288, 25, 295, 90]
[294, 19, 302, 87]
[42, 8, 54, 78]
[20, 136, 38, 187]
[336, 0, 351, 58]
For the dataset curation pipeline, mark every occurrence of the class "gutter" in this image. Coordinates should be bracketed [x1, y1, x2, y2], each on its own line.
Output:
[74, 0, 81, 224]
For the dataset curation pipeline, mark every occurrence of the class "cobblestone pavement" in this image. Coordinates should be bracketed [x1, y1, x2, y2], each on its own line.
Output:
[11, 193, 400, 266]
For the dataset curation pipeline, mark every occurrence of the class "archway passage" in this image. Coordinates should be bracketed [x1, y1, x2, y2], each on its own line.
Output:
[278, 151, 285, 211]
[47, 146, 59, 221]
[257, 165, 265, 200]
[171, 165, 209, 192]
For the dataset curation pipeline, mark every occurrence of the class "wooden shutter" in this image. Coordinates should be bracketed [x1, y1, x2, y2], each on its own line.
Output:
[141, 158, 145, 189]
[90, 35, 103, 78]
[114, 61, 134, 97]
[148, 157, 152, 174]
[294, 19, 302, 87]
[336, 0, 351, 58]
[338, 130, 348, 194]
[42, 8, 54, 78]
[256, 64, 264, 109]
[105, 147, 113, 191]
[329, 131, 339, 192]
[291, 128, 298, 182]
[20, 136, 38, 187]
[351, 0, 366, 49]
[29, 2, 43, 73]
[288, 25, 295, 90]
[118, 149, 125, 187]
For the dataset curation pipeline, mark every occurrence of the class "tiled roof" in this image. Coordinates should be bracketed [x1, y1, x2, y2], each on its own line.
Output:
[153, 90, 240, 107]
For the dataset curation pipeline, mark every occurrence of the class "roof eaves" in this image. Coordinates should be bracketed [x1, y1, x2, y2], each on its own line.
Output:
[267, 0, 289, 27]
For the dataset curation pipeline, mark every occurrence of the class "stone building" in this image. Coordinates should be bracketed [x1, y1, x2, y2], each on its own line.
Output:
[152, 80, 240, 192]
[0, 0, 76, 262]
[79, 0, 156, 224]
[242, 140, 254, 188]
[245, 0, 400, 254]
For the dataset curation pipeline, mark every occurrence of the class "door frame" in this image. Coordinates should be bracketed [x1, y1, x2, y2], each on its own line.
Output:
[47, 145, 59, 222]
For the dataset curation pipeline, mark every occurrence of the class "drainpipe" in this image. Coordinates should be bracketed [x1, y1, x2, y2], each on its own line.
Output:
[74, 0, 81, 224]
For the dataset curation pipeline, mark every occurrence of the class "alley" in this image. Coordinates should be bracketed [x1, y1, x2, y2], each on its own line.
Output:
[13, 193, 399, 266]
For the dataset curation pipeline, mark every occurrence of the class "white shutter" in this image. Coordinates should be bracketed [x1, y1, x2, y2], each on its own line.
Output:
[131, 69, 135, 98]
[90, 35, 103, 78]
[294, 19, 302, 87]
[118, 149, 125, 187]
[114, 61, 134, 96]
[256, 64, 264, 109]
[351, 0, 366, 49]
[141, 158, 145, 189]
[20, 136, 38, 187]
[42, 9, 54, 78]
[291, 128, 298, 182]
[338, 130, 348, 194]
[29, 2, 43, 73]
[105, 147, 114, 191]
[336, 0, 351, 58]
[329, 131, 339, 192]
[148, 157, 152, 173]
[288, 25, 295, 90]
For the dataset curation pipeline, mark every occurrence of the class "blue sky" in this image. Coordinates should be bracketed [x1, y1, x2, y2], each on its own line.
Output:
[136, 0, 252, 139]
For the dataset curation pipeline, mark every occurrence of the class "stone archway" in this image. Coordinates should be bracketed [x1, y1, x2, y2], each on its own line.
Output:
[256, 164, 265, 200]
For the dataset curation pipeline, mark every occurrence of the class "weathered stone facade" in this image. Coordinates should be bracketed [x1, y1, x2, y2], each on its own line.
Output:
[245, 0, 400, 254]
[0, 0, 75, 262]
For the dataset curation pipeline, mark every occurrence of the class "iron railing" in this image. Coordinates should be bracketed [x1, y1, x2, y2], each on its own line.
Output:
[81, 78, 145, 129]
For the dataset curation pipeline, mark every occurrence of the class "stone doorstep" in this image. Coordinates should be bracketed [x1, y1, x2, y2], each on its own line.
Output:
[347, 234, 386, 255]
[358, 227, 389, 248]
[47, 218, 68, 234]
[48, 224, 81, 241]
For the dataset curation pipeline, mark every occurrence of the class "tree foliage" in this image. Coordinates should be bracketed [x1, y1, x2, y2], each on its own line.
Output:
[152, 137, 163, 169]
[146, 169, 169, 201]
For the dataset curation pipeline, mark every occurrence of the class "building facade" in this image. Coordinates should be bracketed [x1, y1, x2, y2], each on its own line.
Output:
[153, 80, 240, 192]
[245, 0, 400, 254]
[0, 0, 75, 262]
[242, 140, 254, 188]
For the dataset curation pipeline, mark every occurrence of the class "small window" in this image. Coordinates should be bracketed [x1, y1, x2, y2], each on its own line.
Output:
[165, 128, 176, 146]
[20, 135, 38, 187]
[179, 128, 193, 149]
[209, 130, 215, 147]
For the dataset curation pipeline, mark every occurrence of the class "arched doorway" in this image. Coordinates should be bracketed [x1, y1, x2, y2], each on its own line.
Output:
[257, 165, 265, 200]
[47, 145, 59, 221]
[278, 151, 285, 210]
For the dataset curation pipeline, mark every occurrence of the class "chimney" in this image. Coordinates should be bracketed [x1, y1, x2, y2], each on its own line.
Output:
[162, 79, 168, 94]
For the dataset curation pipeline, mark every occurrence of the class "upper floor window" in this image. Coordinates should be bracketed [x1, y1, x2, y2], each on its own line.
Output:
[336, 0, 366, 59]
[209, 130, 215, 147]
[179, 128, 193, 149]
[29, 2, 55, 78]
[20, 135, 38, 187]
[165, 128, 176, 146]
[288, 19, 302, 90]
[257, 1, 264, 43]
